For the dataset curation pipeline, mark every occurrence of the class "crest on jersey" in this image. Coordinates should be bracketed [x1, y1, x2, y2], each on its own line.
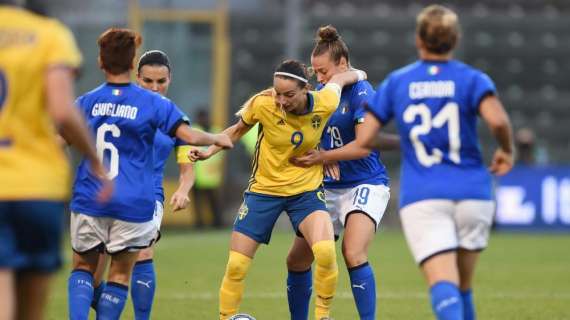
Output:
[428, 65, 440, 75]
[317, 191, 326, 203]
[311, 115, 322, 129]
[277, 118, 286, 126]
[112, 89, 122, 96]
[237, 202, 248, 221]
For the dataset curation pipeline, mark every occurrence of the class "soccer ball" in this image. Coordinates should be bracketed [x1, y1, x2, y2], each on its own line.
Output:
[228, 314, 256, 320]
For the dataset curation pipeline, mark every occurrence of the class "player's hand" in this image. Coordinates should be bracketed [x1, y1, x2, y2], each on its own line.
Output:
[188, 148, 212, 162]
[324, 162, 340, 181]
[289, 149, 323, 167]
[90, 162, 114, 203]
[489, 148, 514, 176]
[214, 133, 233, 149]
[170, 191, 190, 212]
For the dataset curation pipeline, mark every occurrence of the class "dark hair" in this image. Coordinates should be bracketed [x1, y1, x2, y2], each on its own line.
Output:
[274, 59, 310, 88]
[137, 50, 171, 73]
[416, 5, 460, 54]
[311, 25, 349, 65]
[98, 28, 141, 75]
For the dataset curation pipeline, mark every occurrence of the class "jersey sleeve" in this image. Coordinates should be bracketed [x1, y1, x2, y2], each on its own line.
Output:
[314, 83, 341, 114]
[155, 98, 185, 137]
[366, 77, 394, 125]
[175, 145, 193, 164]
[471, 71, 497, 112]
[352, 81, 375, 124]
[43, 20, 82, 69]
[236, 95, 261, 126]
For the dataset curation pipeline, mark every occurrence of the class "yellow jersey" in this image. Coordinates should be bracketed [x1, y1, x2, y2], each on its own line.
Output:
[239, 84, 340, 196]
[0, 6, 82, 200]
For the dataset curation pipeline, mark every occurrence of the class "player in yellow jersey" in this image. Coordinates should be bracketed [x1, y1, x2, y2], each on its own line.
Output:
[0, 2, 110, 319]
[190, 59, 366, 320]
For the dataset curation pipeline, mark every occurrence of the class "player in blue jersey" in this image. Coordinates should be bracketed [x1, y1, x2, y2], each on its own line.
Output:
[353, 6, 514, 320]
[67, 28, 232, 320]
[90, 50, 195, 319]
[286, 25, 391, 320]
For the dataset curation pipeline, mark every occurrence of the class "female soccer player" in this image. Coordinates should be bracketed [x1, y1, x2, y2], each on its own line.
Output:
[90, 50, 195, 319]
[67, 28, 232, 320]
[0, 3, 111, 320]
[286, 25, 391, 320]
[355, 5, 514, 320]
[190, 60, 365, 320]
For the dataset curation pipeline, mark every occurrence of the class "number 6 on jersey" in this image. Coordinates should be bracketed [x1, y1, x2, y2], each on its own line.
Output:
[96, 123, 121, 179]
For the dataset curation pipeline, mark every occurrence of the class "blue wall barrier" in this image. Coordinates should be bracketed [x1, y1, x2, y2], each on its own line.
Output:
[495, 166, 570, 231]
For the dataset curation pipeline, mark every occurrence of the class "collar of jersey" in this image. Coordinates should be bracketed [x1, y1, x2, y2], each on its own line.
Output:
[296, 92, 314, 115]
[106, 82, 132, 87]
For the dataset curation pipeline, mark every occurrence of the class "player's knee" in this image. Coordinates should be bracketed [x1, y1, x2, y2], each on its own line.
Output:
[225, 251, 252, 281]
[341, 245, 367, 268]
[286, 251, 313, 271]
[311, 240, 337, 268]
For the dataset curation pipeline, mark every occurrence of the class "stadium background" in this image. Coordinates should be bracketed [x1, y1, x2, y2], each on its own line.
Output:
[26, 0, 569, 318]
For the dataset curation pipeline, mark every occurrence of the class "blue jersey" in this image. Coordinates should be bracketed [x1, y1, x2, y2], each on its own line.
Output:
[368, 60, 496, 207]
[320, 81, 389, 188]
[153, 130, 189, 203]
[71, 83, 185, 222]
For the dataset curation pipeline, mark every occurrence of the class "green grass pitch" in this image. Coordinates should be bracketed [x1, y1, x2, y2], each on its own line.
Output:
[47, 230, 570, 319]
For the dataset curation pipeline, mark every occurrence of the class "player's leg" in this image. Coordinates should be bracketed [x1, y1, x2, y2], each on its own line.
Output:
[400, 200, 462, 320]
[285, 236, 314, 320]
[289, 189, 337, 320]
[9, 201, 64, 320]
[96, 250, 139, 318]
[0, 269, 14, 320]
[455, 200, 494, 320]
[91, 253, 108, 310]
[342, 213, 376, 320]
[130, 200, 163, 320]
[220, 193, 282, 319]
[341, 184, 389, 320]
[131, 247, 156, 320]
[68, 212, 105, 320]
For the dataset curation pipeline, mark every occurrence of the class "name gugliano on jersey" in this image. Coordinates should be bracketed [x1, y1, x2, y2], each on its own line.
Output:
[92, 102, 138, 120]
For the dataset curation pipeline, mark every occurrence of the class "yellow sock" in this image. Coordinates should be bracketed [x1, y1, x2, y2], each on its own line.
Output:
[219, 250, 252, 320]
[311, 240, 338, 320]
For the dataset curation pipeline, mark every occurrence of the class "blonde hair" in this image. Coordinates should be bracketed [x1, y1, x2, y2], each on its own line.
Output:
[416, 5, 460, 54]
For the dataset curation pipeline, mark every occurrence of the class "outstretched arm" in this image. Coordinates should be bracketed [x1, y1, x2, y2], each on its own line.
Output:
[175, 124, 233, 149]
[189, 119, 252, 161]
[170, 162, 194, 211]
[479, 95, 514, 175]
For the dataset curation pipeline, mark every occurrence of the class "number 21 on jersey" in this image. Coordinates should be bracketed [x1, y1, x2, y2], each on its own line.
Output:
[404, 102, 460, 167]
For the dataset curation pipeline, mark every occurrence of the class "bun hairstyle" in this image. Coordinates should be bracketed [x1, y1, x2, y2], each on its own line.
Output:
[416, 5, 460, 54]
[98, 28, 142, 75]
[137, 50, 171, 73]
[311, 25, 349, 65]
[274, 59, 310, 89]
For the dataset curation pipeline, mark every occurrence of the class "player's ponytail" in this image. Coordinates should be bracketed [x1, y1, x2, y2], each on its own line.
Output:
[311, 25, 350, 66]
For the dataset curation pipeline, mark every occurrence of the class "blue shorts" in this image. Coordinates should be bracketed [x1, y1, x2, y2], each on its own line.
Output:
[0, 201, 64, 273]
[233, 188, 327, 244]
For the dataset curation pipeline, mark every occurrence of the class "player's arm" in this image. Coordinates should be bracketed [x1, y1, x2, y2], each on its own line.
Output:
[479, 95, 514, 175]
[46, 66, 112, 202]
[170, 146, 195, 211]
[174, 124, 233, 149]
[290, 118, 389, 167]
[189, 119, 252, 161]
[327, 69, 367, 91]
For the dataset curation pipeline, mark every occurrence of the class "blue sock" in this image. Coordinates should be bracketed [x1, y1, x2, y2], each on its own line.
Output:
[287, 268, 312, 320]
[96, 282, 128, 320]
[430, 281, 463, 320]
[68, 269, 94, 320]
[131, 259, 156, 320]
[349, 262, 376, 320]
[461, 288, 475, 320]
[91, 281, 106, 310]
